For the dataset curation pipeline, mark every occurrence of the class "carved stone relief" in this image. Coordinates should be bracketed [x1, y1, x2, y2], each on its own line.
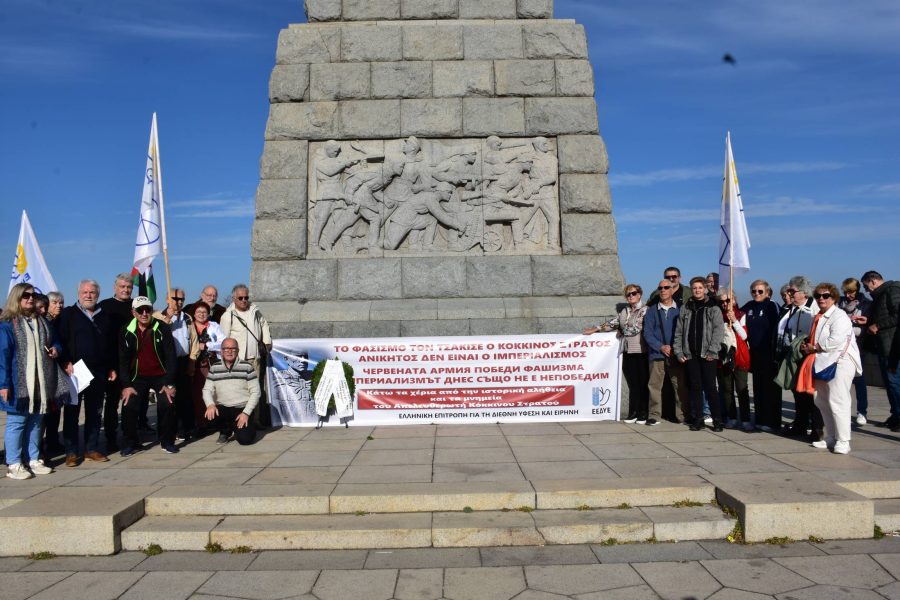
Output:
[307, 137, 560, 258]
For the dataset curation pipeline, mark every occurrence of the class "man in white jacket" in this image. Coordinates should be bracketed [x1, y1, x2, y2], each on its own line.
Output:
[202, 338, 260, 445]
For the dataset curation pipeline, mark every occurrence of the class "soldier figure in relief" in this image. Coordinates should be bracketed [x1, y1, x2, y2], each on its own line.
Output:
[521, 137, 560, 248]
[311, 141, 362, 251]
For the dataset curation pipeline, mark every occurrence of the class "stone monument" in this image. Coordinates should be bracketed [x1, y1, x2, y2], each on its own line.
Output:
[251, 0, 624, 338]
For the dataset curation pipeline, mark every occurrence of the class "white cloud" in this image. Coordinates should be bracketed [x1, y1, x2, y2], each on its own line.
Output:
[610, 161, 848, 187]
[93, 20, 261, 42]
[169, 195, 254, 218]
[617, 196, 861, 225]
[854, 183, 900, 197]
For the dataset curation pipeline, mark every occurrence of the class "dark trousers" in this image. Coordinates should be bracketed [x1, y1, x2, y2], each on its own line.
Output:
[750, 348, 782, 428]
[214, 405, 257, 446]
[122, 376, 175, 448]
[622, 352, 650, 419]
[104, 379, 121, 445]
[63, 377, 105, 455]
[792, 391, 823, 439]
[250, 358, 272, 430]
[43, 406, 62, 452]
[174, 356, 195, 435]
[718, 366, 750, 423]
[685, 357, 721, 424]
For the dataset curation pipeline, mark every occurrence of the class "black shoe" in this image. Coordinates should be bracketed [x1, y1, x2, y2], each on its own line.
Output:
[139, 423, 155, 432]
[106, 441, 120, 454]
[217, 433, 230, 444]
[712, 422, 724, 432]
[689, 421, 704, 431]
[161, 444, 180, 454]
[879, 416, 899, 428]
[120, 447, 137, 457]
[645, 418, 659, 426]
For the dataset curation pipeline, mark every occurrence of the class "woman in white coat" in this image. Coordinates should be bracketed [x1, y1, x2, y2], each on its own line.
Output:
[799, 282, 861, 454]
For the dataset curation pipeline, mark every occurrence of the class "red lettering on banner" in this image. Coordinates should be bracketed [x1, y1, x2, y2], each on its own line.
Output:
[357, 387, 575, 410]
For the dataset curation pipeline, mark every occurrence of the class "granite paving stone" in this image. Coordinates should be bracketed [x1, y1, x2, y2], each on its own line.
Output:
[160, 468, 262, 486]
[774, 554, 894, 589]
[511, 445, 599, 462]
[247, 550, 368, 571]
[434, 447, 517, 464]
[480, 545, 599, 567]
[269, 451, 357, 468]
[699, 541, 826, 560]
[395, 568, 443, 600]
[0, 572, 72, 600]
[362, 437, 436, 450]
[633, 561, 723, 600]
[65, 468, 179, 487]
[591, 541, 715, 564]
[878, 580, 900, 600]
[197, 570, 320, 599]
[365, 548, 481, 569]
[701, 558, 814, 595]
[524, 563, 643, 594]
[434, 435, 510, 449]
[338, 465, 433, 484]
[247, 466, 346, 485]
[29, 571, 144, 600]
[767, 452, 883, 472]
[518, 460, 618, 480]
[184, 452, 282, 469]
[662, 441, 758, 458]
[772, 585, 885, 599]
[576, 584, 662, 600]
[0, 557, 32, 572]
[707, 590, 777, 600]
[587, 442, 679, 460]
[119, 571, 212, 600]
[352, 449, 435, 466]
[20, 552, 147, 572]
[432, 463, 526, 482]
[575, 433, 650, 446]
[690, 455, 800, 475]
[604, 457, 709, 478]
[137, 550, 257, 571]
[873, 553, 900, 579]
[813, 537, 900, 555]
[505, 434, 585, 447]
[290, 439, 367, 451]
[443, 566, 527, 600]
[312, 568, 398, 600]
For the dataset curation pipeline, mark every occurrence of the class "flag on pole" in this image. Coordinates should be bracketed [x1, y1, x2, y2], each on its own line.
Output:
[718, 132, 751, 290]
[131, 113, 165, 304]
[9, 211, 57, 295]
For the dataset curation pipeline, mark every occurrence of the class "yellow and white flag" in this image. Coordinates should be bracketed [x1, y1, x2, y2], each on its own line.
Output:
[718, 132, 751, 289]
[9, 211, 57, 295]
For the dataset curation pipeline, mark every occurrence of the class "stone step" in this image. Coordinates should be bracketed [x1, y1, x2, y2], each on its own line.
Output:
[0, 486, 154, 556]
[708, 473, 874, 543]
[814, 469, 900, 499]
[120, 506, 734, 551]
[532, 476, 715, 509]
[875, 499, 900, 532]
[144, 485, 334, 516]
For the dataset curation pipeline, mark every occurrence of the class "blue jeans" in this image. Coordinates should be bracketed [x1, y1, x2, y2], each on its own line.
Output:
[880, 356, 900, 418]
[4, 412, 43, 466]
[853, 374, 868, 416]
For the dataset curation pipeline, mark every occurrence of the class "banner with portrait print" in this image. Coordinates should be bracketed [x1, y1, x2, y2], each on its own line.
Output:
[267, 333, 621, 427]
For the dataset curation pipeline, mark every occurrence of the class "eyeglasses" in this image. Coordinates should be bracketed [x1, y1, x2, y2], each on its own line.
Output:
[626, 291, 640, 297]
[813, 292, 833, 300]
[21, 291, 34, 300]
[235, 296, 250, 301]
[720, 299, 731, 304]
[787, 289, 797, 295]
[751, 289, 766, 295]
[135, 306, 152, 314]
[657, 285, 673, 291]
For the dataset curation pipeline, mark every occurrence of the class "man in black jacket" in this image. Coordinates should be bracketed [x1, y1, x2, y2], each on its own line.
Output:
[98, 272, 134, 449]
[862, 271, 900, 430]
[118, 296, 178, 456]
[57, 279, 118, 466]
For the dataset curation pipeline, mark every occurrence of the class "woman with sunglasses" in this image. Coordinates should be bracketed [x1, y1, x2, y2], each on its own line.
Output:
[798, 283, 861, 454]
[838, 278, 871, 425]
[0, 284, 70, 480]
[584, 284, 649, 423]
[717, 290, 752, 431]
[741, 280, 780, 432]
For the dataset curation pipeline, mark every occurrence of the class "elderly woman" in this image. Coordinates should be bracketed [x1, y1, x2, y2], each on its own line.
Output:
[742, 279, 781, 432]
[190, 302, 226, 436]
[1, 284, 69, 480]
[675, 277, 724, 431]
[776, 276, 823, 441]
[46, 292, 64, 322]
[838, 278, 871, 425]
[717, 290, 752, 430]
[42, 291, 66, 457]
[584, 283, 649, 423]
[798, 282, 861, 454]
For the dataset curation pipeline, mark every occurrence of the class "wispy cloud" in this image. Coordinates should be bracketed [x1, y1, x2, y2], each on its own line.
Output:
[854, 183, 900, 197]
[610, 161, 848, 187]
[169, 195, 254, 218]
[617, 196, 860, 225]
[92, 19, 261, 42]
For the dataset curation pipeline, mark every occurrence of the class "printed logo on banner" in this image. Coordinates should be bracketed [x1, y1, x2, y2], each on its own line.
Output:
[591, 387, 611, 407]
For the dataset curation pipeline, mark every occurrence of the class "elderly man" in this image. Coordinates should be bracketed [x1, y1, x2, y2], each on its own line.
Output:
[118, 296, 178, 456]
[643, 279, 690, 425]
[185, 285, 226, 323]
[57, 280, 118, 466]
[862, 271, 900, 430]
[647, 267, 692, 307]
[154, 287, 199, 441]
[221, 284, 272, 428]
[98, 272, 133, 450]
[203, 338, 260, 445]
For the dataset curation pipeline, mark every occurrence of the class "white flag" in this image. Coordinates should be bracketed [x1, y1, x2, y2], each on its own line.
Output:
[133, 113, 165, 277]
[9, 211, 57, 295]
[718, 132, 750, 289]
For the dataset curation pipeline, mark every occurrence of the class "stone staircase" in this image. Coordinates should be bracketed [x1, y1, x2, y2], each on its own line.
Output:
[120, 477, 734, 552]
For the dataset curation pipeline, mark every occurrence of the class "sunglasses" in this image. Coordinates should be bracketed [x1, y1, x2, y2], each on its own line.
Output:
[814, 292, 833, 300]
[665, 275, 679, 281]
[720, 299, 732, 304]
[135, 306, 152, 314]
[787, 289, 797, 295]
[626, 291, 641, 297]
[657, 285, 673, 291]
[235, 296, 250, 301]
[171, 297, 185, 302]
[751, 289, 766, 295]
[21, 291, 35, 300]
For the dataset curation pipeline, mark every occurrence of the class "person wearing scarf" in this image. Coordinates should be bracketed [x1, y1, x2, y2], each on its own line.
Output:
[1, 284, 70, 480]
[797, 282, 861, 454]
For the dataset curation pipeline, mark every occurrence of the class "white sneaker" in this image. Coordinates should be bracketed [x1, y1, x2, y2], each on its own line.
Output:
[811, 440, 829, 449]
[623, 417, 638, 424]
[6, 464, 33, 480]
[833, 440, 851, 454]
[856, 414, 867, 426]
[704, 416, 713, 425]
[28, 460, 53, 475]
[635, 418, 647, 425]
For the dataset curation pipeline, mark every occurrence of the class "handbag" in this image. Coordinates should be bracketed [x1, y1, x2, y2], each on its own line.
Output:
[812, 334, 852, 381]
[734, 335, 751, 371]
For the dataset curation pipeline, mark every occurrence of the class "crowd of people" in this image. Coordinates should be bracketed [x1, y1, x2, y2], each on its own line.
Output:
[0, 275, 271, 480]
[586, 267, 900, 455]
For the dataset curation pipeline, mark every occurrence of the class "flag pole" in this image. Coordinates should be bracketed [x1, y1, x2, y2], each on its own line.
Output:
[153, 112, 173, 300]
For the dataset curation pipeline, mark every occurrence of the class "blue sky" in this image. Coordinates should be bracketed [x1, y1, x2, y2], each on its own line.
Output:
[2, 0, 898, 306]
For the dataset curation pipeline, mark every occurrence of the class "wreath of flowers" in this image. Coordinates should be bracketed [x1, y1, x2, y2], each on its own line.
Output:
[310, 358, 356, 412]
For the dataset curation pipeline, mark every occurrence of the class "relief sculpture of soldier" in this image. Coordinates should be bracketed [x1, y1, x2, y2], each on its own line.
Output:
[310, 141, 363, 251]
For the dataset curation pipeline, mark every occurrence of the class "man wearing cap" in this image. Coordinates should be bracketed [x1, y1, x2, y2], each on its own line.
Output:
[203, 337, 260, 445]
[117, 296, 178, 455]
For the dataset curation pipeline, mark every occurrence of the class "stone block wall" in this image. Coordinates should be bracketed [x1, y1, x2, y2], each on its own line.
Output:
[251, 0, 624, 338]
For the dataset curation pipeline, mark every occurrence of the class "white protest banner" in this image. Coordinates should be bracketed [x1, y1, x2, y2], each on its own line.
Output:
[268, 333, 621, 427]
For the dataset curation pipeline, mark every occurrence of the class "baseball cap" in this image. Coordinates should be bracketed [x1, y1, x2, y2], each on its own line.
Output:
[132, 296, 153, 310]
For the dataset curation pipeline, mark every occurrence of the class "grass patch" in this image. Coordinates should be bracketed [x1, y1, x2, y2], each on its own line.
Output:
[672, 499, 703, 508]
[875, 525, 885, 539]
[354, 510, 369, 516]
[719, 503, 738, 518]
[205, 542, 224, 553]
[598, 538, 619, 546]
[462, 506, 473, 513]
[808, 535, 824, 543]
[576, 504, 592, 511]
[515, 506, 534, 513]
[366, 435, 374, 440]
[28, 551, 56, 561]
[645, 536, 658, 544]
[142, 544, 163, 556]
[229, 546, 253, 554]
[764, 536, 794, 545]
[616, 502, 632, 509]
[726, 521, 745, 544]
